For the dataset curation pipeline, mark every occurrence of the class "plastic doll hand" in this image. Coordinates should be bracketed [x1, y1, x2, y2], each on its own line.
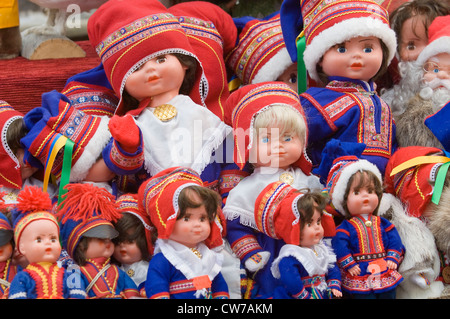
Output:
[347, 264, 361, 276]
[386, 260, 397, 270]
[244, 251, 270, 272]
[108, 114, 140, 153]
[331, 289, 342, 298]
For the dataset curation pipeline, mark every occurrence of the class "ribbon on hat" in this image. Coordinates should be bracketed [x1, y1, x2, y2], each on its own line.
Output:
[42, 133, 74, 205]
[389, 152, 450, 205]
[296, 30, 307, 94]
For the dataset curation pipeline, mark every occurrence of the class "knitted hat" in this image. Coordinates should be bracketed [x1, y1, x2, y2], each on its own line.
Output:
[254, 181, 305, 245]
[168, 1, 237, 121]
[117, 193, 154, 255]
[57, 183, 122, 258]
[325, 155, 382, 216]
[416, 15, 450, 65]
[224, 81, 312, 173]
[226, 13, 293, 86]
[21, 91, 111, 183]
[0, 101, 24, 190]
[384, 146, 447, 218]
[281, 0, 396, 83]
[10, 186, 57, 254]
[88, 0, 205, 116]
[138, 166, 225, 249]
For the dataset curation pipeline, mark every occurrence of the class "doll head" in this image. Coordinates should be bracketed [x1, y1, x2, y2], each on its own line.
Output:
[113, 193, 154, 264]
[88, 0, 204, 116]
[10, 186, 60, 264]
[296, 190, 327, 248]
[225, 81, 312, 174]
[57, 183, 122, 264]
[326, 156, 383, 218]
[390, 0, 450, 62]
[295, 0, 397, 85]
[138, 166, 225, 250]
[0, 211, 14, 262]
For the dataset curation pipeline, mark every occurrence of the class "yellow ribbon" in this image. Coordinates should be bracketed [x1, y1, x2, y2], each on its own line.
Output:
[389, 156, 450, 177]
[43, 134, 68, 193]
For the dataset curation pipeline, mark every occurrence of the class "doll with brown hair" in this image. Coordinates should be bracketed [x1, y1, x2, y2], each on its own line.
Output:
[57, 183, 140, 299]
[8, 186, 86, 299]
[253, 182, 342, 299]
[280, 0, 398, 180]
[139, 167, 229, 299]
[327, 156, 404, 298]
[112, 193, 154, 296]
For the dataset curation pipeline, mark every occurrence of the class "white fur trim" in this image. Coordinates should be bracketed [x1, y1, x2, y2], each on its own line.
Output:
[252, 47, 293, 84]
[303, 18, 397, 82]
[416, 37, 450, 66]
[331, 159, 382, 215]
[69, 116, 112, 182]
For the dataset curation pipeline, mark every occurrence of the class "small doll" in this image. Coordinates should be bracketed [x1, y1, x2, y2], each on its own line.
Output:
[138, 167, 229, 299]
[223, 82, 329, 298]
[253, 181, 342, 299]
[57, 183, 140, 299]
[87, 0, 246, 197]
[8, 186, 86, 299]
[391, 15, 450, 149]
[226, 12, 299, 98]
[280, 0, 398, 179]
[113, 193, 154, 296]
[0, 208, 20, 299]
[328, 157, 404, 298]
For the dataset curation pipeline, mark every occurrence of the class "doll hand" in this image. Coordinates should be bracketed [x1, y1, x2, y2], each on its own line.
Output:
[386, 260, 397, 270]
[108, 114, 140, 153]
[331, 289, 342, 298]
[347, 264, 361, 276]
[244, 251, 270, 272]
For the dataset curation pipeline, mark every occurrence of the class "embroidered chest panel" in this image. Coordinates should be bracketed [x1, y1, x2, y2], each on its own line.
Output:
[349, 216, 385, 256]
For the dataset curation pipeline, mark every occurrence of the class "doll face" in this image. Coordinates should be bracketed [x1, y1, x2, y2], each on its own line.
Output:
[113, 240, 142, 265]
[16, 148, 38, 182]
[398, 15, 428, 62]
[170, 192, 211, 248]
[250, 124, 304, 170]
[422, 53, 450, 89]
[320, 36, 383, 82]
[85, 238, 115, 260]
[18, 219, 61, 264]
[0, 242, 13, 262]
[299, 207, 323, 249]
[124, 54, 188, 106]
[346, 172, 379, 217]
[276, 63, 298, 92]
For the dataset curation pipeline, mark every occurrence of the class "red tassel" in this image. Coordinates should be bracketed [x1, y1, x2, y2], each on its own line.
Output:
[57, 183, 121, 223]
[16, 186, 53, 213]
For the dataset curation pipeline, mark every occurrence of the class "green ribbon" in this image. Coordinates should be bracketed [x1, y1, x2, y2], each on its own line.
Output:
[57, 139, 74, 206]
[296, 34, 307, 94]
[431, 161, 450, 205]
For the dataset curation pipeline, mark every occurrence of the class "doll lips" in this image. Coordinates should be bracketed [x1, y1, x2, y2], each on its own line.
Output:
[350, 63, 363, 70]
[147, 75, 160, 82]
[45, 248, 52, 253]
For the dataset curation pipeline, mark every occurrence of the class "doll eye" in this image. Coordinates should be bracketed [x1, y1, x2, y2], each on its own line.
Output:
[288, 73, 297, 84]
[406, 42, 416, 51]
[156, 56, 167, 64]
[261, 136, 270, 143]
[363, 47, 373, 53]
[336, 45, 347, 53]
[283, 135, 293, 142]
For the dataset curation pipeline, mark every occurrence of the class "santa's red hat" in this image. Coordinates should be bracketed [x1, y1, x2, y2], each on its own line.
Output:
[138, 166, 225, 249]
[226, 13, 293, 86]
[417, 15, 450, 65]
[88, 0, 205, 116]
[0, 101, 24, 189]
[224, 81, 312, 173]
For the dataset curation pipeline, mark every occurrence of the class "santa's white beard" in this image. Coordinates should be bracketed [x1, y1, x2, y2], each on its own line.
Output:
[381, 60, 424, 116]
[419, 80, 450, 113]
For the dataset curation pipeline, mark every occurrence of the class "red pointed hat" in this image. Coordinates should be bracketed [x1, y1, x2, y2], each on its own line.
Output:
[88, 0, 205, 115]
[138, 166, 225, 249]
[0, 101, 24, 189]
[168, 1, 237, 121]
[224, 81, 312, 173]
[417, 15, 450, 65]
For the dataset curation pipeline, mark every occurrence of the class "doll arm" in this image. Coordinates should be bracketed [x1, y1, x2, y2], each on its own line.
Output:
[277, 256, 310, 299]
[117, 267, 140, 299]
[211, 272, 230, 299]
[145, 253, 172, 299]
[332, 223, 358, 272]
[8, 271, 33, 299]
[381, 217, 404, 266]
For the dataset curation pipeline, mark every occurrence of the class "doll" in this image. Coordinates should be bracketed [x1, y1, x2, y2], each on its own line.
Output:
[57, 183, 140, 299]
[222, 82, 329, 298]
[225, 12, 299, 99]
[86, 0, 247, 198]
[253, 181, 342, 299]
[138, 166, 229, 299]
[280, 0, 399, 180]
[0, 208, 20, 299]
[113, 193, 154, 295]
[327, 157, 404, 298]
[8, 186, 86, 299]
[393, 15, 450, 149]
